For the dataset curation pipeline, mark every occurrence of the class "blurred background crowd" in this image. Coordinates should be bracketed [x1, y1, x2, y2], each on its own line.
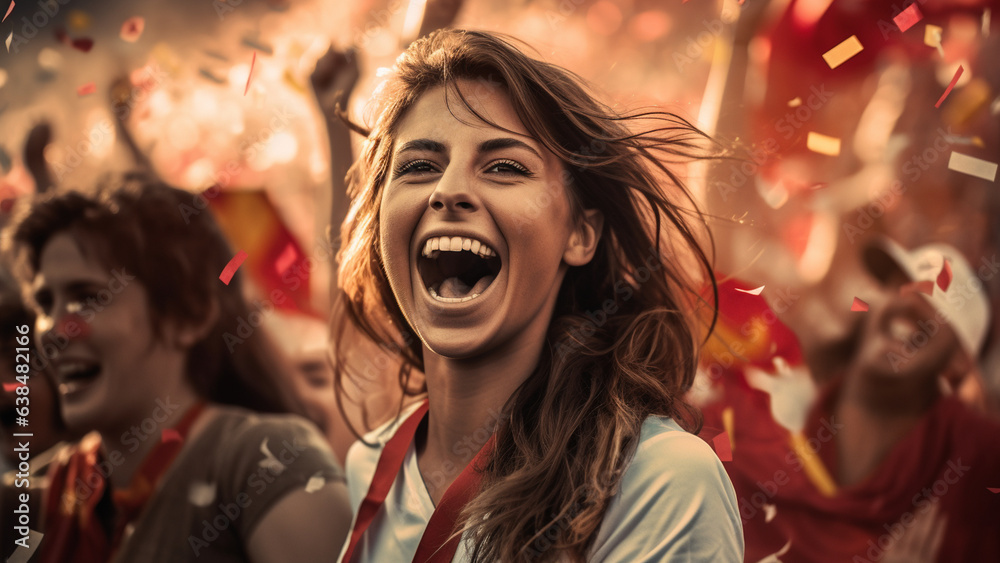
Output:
[1, 0, 998, 561]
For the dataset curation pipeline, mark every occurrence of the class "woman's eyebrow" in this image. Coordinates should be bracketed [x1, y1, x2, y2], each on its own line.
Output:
[396, 139, 446, 156]
[478, 137, 541, 159]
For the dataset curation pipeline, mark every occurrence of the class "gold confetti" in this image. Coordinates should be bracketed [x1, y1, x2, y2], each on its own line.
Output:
[822, 35, 863, 69]
[806, 132, 841, 156]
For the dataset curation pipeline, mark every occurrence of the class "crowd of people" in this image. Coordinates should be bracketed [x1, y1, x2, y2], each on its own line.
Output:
[2, 0, 998, 562]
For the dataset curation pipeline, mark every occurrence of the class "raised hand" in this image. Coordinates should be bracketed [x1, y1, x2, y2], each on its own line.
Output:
[310, 46, 360, 120]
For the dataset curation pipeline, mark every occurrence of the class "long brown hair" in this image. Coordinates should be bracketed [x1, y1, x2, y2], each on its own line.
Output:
[334, 29, 718, 562]
[3, 173, 303, 415]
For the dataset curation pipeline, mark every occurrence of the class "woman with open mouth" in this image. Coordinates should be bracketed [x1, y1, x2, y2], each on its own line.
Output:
[3, 175, 352, 562]
[334, 29, 743, 562]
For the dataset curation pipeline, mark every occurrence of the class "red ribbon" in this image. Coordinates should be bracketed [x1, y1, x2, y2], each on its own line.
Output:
[341, 400, 496, 563]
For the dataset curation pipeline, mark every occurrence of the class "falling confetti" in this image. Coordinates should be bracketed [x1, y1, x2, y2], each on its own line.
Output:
[188, 482, 217, 507]
[259, 438, 286, 475]
[3, 382, 23, 392]
[712, 432, 733, 462]
[935, 65, 964, 108]
[937, 260, 952, 292]
[274, 243, 298, 275]
[735, 285, 765, 296]
[219, 250, 248, 285]
[806, 132, 841, 156]
[244, 51, 257, 96]
[304, 472, 326, 493]
[822, 35, 863, 69]
[787, 97, 802, 107]
[120, 16, 145, 43]
[948, 152, 998, 182]
[161, 428, 182, 443]
[76, 82, 96, 97]
[924, 24, 945, 56]
[755, 540, 792, 563]
[2, 1, 13, 23]
[851, 297, 869, 312]
[54, 313, 89, 339]
[5, 32, 12, 53]
[893, 4, 923, 33]
[763, 503, 777, 523]
[988, 488, 1000, 493]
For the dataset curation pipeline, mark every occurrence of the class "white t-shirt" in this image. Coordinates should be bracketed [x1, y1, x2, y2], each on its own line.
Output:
[337, 402, 744, 562]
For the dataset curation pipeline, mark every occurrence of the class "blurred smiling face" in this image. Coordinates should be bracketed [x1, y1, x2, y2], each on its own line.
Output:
[854, 278, 961, 381]
[378, 80, 596, 360]
[31, 232, 190, 435]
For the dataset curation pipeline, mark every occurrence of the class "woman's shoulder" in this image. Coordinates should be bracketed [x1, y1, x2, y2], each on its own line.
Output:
[631, 415, 721, 471]
[195, 405, 341, 475]
[589, 415, 744, 561]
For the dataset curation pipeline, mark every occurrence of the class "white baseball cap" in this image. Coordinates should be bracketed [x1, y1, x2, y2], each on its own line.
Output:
[862, 237, 991, 359]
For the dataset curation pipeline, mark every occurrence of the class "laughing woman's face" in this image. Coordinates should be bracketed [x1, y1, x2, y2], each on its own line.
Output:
[379, 80, 596, 361]
[31, 233, 192, 436]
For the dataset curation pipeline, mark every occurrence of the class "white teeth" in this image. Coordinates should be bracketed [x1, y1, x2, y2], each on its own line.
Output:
[428, 286, 482, 303]
[420, 236, 497, 258]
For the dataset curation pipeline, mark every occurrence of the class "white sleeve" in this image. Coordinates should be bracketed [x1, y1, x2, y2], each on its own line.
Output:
[588, 423, 744, 562]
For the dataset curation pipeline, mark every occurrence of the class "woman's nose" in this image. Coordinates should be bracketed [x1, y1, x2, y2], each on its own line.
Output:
[428, 168, 478, 213]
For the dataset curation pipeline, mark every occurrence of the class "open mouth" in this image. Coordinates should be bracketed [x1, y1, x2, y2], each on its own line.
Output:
[55, 360, 102, 394]
[418, 235, 502, 303]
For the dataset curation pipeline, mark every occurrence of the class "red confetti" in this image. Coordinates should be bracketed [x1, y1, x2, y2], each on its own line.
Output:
[3, 382, 23, 392]
[120, 16, 145, 43]
[712, 432, 733, 462]
[219, 250, 248, 285]
[2, 1, 13, 24]
[55, 313, 90, 339]
[274, 243, 298, 275]
[161, 428, 182, 443]
[893, 4, 923, 32]
[989, 488, 1000, 493]
[935, 66, 964, 108]
[936, 260, 952, 292]
[851, 297, 869, 312]
[76, 82, 96, 97]
[71, 38, 94, 52]
[244, 51, 257, 96]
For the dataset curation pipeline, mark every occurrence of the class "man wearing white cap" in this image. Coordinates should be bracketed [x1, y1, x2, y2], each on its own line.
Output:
[730, 237, 1000, 563]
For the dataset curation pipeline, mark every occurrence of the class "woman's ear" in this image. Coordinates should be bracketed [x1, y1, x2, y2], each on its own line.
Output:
[563, 208, 604, 266]
[168, 298, 221, 350]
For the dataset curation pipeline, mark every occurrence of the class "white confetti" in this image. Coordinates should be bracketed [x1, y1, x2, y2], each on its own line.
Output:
[259, 438, 286, 475]
[304, 472, 326, 493]
[188, 481, 217, 507]
[735, 285, 765, 296]
[755, 540, 792, 563]
[948, 151, 998, 182]
[764, 503, 777, 523]
[5, 32, 12, 53]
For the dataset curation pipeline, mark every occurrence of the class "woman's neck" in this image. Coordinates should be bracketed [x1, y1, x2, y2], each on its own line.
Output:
[416, 334, 543, 504]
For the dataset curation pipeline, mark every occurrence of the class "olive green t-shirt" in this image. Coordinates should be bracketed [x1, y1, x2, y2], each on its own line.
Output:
[111, 407, 345, 562]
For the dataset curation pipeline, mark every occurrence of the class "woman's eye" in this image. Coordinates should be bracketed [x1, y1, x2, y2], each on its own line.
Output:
[395, 159, 438, 176]
[485, 159, 532, 176]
